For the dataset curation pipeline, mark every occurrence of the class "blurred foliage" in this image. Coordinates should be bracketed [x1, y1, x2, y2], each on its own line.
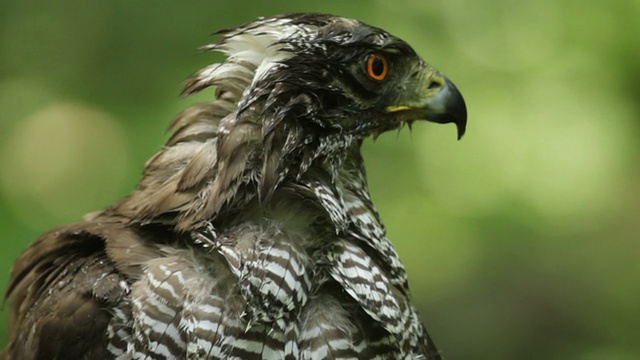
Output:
[1, 0, 639, 358]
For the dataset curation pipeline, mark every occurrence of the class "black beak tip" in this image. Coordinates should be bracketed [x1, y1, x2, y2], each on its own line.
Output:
[457, 123, 466, 140]
[455, 104, 467, 140]
[446, 79, 467, 140]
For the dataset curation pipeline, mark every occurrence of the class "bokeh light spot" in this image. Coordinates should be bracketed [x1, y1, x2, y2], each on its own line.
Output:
[1, 102, 131, 228]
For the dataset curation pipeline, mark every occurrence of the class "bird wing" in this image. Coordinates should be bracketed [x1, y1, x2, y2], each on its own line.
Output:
[2, 222, 131, 359]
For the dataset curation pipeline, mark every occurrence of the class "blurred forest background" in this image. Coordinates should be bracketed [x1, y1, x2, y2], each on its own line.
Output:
[1, 0, 638, 358]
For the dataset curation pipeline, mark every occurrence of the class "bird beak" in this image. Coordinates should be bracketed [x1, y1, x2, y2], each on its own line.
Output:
[421, 77, 467, 139]
[387, 69, 467, 139]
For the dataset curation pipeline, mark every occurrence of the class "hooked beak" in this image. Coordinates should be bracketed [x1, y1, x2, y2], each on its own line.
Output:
[421, 77, 467, 139]
[387, 69, 467, 139]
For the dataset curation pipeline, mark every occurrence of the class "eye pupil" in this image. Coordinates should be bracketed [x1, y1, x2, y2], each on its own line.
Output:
[372, 57, 384, 76]
[366, 53, 389, 81]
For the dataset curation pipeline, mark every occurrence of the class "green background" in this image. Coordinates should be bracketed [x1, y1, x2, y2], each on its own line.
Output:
[1, 1, 638, 358]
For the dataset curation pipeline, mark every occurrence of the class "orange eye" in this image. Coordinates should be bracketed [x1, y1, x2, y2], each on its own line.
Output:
[366, 52, 389, 81]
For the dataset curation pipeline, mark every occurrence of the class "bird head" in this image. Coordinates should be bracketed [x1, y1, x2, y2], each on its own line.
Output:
[271, 14, 467, 140]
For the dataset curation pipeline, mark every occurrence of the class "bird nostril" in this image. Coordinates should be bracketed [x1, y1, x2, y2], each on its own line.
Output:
[428, 80, 441, 90]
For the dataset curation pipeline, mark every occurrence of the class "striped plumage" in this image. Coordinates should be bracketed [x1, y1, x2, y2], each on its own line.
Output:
[2, 13, 466, 359]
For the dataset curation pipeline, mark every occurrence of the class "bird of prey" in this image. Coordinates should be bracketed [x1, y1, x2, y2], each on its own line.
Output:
[2, 13, 466, 360]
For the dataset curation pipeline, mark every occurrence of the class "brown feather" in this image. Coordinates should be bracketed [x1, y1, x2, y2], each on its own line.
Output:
[3, 222, 129, 360]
